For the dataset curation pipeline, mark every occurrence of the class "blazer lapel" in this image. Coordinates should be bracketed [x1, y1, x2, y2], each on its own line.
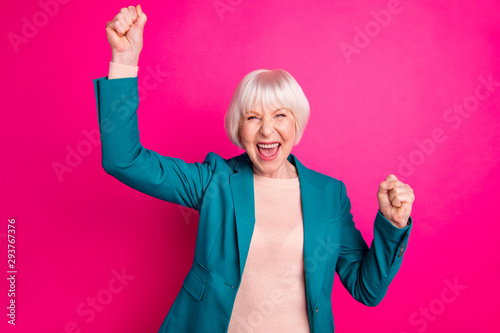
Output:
[290, 154, 328, 308]
[229, 153, 327, 308]
[229, 153, 256, 280]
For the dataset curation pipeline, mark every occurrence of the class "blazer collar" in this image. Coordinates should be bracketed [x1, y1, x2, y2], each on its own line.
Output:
[229, 152, 327, 308]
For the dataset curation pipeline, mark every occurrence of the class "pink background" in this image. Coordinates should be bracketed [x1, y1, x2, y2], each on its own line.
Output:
[2, 0, 500, 332]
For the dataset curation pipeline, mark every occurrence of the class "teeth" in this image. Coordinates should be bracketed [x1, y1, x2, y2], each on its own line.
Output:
[257, 143, 280, 148]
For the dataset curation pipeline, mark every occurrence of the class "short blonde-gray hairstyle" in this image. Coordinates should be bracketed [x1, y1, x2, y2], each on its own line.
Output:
[224, 69, 310, 149]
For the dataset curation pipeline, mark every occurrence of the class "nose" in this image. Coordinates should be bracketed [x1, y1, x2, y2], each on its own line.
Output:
[259, 117, 275, 137]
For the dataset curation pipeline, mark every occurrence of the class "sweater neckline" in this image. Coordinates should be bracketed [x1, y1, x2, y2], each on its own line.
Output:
[253, 173, 300, 188]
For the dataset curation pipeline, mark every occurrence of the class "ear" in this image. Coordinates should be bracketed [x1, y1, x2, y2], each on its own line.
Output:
[293, 123, 301, 146]
[237, 128, 243, 148]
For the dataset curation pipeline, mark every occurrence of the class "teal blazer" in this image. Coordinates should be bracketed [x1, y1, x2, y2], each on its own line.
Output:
[93, 76, 412, 333]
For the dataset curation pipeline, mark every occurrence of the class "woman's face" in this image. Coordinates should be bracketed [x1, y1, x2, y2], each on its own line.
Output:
[239, 105, 297, 178]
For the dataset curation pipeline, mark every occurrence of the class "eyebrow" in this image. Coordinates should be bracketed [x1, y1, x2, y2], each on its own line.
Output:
[247, 107, 286, 114]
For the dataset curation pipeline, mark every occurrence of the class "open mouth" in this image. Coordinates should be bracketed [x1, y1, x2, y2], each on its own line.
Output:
[257, 142, 280, 161]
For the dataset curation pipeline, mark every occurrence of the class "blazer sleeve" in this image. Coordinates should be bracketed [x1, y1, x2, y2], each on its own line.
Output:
[93, 76, 213, 210]
[335, 180, 412, 306]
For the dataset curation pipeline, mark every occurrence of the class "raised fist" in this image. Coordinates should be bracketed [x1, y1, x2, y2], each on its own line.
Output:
[106, 5, 147, 66]
[377, 174, 415, 228]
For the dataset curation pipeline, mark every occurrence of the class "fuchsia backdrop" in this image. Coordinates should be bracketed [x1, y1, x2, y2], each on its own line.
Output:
[2, 0, 500, 332]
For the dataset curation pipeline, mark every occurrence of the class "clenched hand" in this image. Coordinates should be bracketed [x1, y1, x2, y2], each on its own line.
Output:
[106, 5, 147, 66]
[377, 175, 415, 228]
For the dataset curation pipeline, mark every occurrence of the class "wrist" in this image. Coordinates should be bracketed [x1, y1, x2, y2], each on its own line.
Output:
[111, 52, 140, 67]
[379, 210, 410, 229]
[388, 217, 411, 229]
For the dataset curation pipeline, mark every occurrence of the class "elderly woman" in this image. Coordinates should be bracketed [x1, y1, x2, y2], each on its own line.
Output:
[94, 5, 415, 333]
